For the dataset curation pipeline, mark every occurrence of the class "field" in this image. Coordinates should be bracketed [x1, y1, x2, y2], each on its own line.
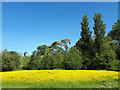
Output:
[1, 70, 119, 88]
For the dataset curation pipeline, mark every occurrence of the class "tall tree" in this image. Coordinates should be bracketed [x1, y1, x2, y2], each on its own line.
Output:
[93, 12, 106, 54]
[108, 19, 120, 45]
[80, 15, 93, 54]
[108, 19, 120, 60]
[93, 13, 116, 70]
[75, 15, 93, 69]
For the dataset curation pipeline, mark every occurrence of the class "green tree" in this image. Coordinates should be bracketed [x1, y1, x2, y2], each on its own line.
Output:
[93, 38, 117, 70]
[40, 52, 53, 69]
[93, 13, 117, 70]
[36, 45, 49, 57]
[61, 39, 71, 52]
[108, 19, 120, 60]
[2, 49, 22, 71]
[52, 52, 64, 69]
[75, 15, 94, 69]
[27, 57, 42, 70]
[22, 56, 30, 69]
[26, 45, 50, 70]
[63, 47, 83, 70]
[93, 12, 106, 54]
[108, 19, 120, 45]
[50, 41, 64, 54]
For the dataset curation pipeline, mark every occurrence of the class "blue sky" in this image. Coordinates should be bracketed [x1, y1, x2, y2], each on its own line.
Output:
[2, 2, 118, 55]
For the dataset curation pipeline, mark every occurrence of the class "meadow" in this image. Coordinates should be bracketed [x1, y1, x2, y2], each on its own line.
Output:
[1, 70, 119, 88]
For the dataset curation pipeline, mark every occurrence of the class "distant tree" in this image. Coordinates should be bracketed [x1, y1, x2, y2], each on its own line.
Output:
[52, 52, 64, 69]
[49, 39, 70, 54]
[61, 39, 71, 52]
[40, 52, 53, 69]
[50, 41, 64, 54]
[26, 57, 41, 70]
[36, 45, 49, 57]
[2, 49, 22, 71]
[63, 47, 83, 70]
[22, 56, 30, 70]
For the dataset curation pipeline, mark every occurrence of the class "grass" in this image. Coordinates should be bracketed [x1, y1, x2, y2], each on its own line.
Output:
[2, 79, 118, 88]
[1, 70, 119, 88]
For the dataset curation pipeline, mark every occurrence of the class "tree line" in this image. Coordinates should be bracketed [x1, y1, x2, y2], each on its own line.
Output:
[0, 12, 120, 72]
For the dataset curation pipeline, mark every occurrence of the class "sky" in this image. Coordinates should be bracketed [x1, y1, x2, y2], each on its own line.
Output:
[2, 2, 118, 56]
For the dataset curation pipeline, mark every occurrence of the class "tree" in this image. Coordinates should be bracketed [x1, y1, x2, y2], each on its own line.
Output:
[93, 38, 117, 70]
[63, 47, 83, 70]
[52, 52, 64, 69]
[36, 45, 49, 57]
[40, 52, 53, 69]
[92, 13, 117, 70]
[50, 41, 64, 54]
[75, 15, 94, 69]
[93, 12, 106, 54]
[2, 49, 22, 71]
[49, 39, 70, 54]
[108, 19, 120, 60]
[61, 39, 71, 52]
[108, 19, 120, 45]
[22, 56, 30, 70]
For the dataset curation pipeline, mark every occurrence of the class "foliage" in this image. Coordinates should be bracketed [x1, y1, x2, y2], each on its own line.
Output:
[22, 56, 30, 69]
[52, 52, 64, 69]
[75, 15, 94, 69]
[108, 19, 120, 45]
[93, 12, 106, 54]
[63, 47, 83, 70]
[108, 19, 120, 60]
[2, 49, 22, 71]
[40, 53, 53, 69]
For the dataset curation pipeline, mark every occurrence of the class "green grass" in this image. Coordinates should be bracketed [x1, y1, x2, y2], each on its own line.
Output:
[2, 79, 118, 88]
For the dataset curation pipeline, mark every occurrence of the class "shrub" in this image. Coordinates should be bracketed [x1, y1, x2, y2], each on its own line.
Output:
[63, 47, 83, 70]
[2, 49, 22, 71]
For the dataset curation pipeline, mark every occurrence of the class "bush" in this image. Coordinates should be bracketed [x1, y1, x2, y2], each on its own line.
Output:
[40, 54, 53, 69]
[109, 59, 119, 71]
[52, 53, 64, 69]
[63, 47, 83, 70]
[26, 57, 42, 70]
[2, 49, 22, 71]
[22, 57, 30, 69]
